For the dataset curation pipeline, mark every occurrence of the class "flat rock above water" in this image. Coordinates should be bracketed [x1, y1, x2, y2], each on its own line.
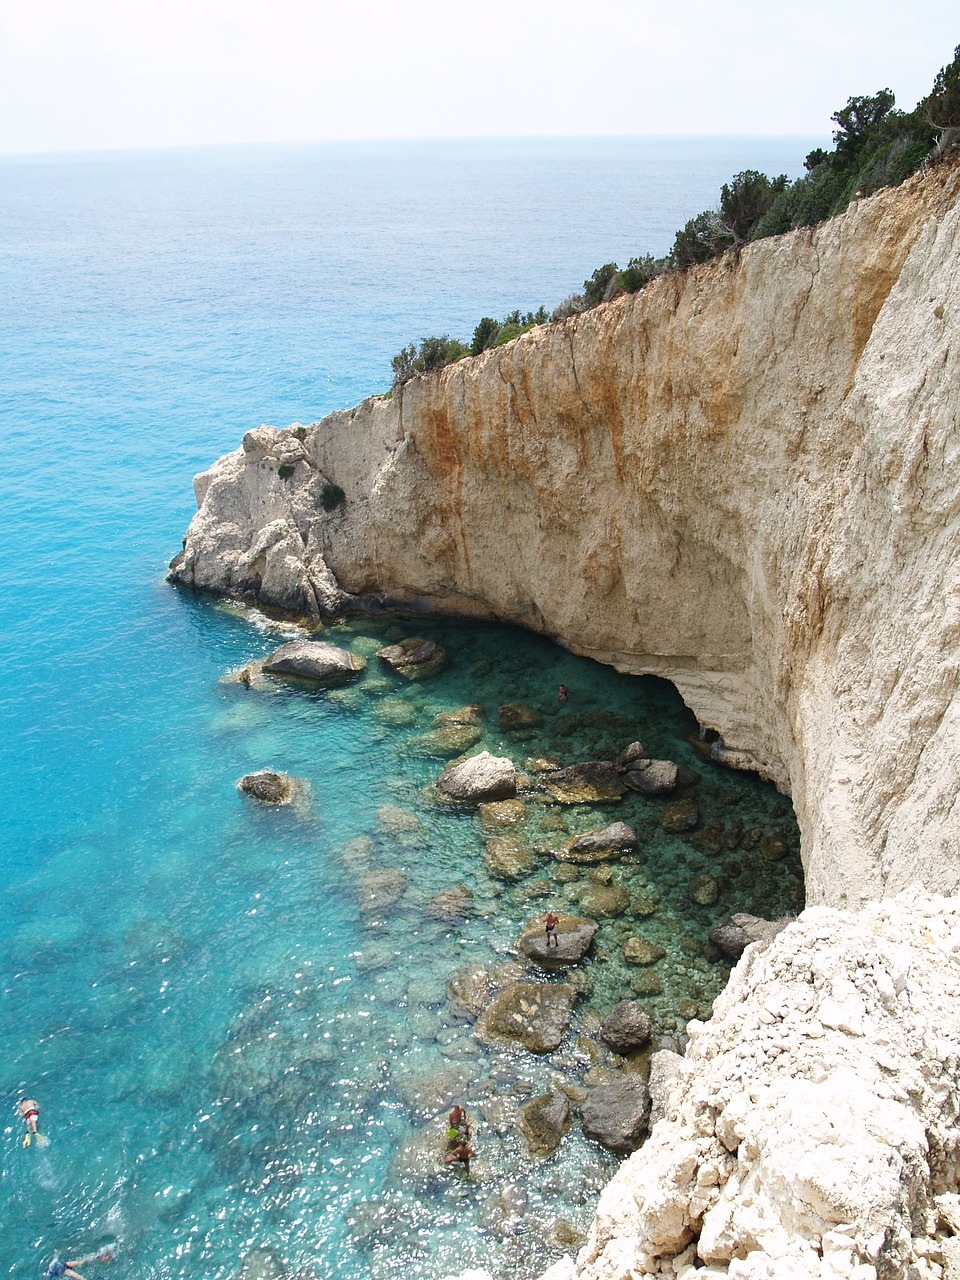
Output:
[262, 639, 365, 684]
[556, 822, 638, 863]
[621, 758, 679, 795]
[518, 914, 598, 969]
[436, 751, 518, 803]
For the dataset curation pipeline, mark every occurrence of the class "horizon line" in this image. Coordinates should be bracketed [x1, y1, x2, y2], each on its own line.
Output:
[0, 131, 832, 165]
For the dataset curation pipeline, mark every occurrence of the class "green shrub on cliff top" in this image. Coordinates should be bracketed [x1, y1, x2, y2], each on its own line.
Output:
[387, 44, 957, 386]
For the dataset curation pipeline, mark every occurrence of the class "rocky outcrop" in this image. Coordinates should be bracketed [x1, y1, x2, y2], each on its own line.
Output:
[574, 892, 960, 1280]
[171, 162, 960, 908]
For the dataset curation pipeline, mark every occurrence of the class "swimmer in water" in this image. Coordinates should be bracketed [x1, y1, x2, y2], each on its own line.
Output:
[47, 1251, 114, 1280]
[19, 1098, 41, 1148]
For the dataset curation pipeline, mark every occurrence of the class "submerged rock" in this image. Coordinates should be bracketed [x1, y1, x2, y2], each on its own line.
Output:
[435, 704, 484, 726]
[376, 637, 446, 680]
[537, 762, 627, 804]
[377, 803, 420, 833]
[600, 1001, 653, 1054]
[235, 1247, 288, 1280]
[237, 770, 296, 804]
[577, 882, 630, 918]
[262, 639, 365, 684]
[688, 873, 720, 906]
[661, 799, 700, 832]
[411, 723, 483, 757]
[484, 835, 536, 880]
[478, 798, 527, 829]
[518, 914, 598, 969]
[581, 1074, 651, 1153]
[474, 981, 577, 1053]
[426, 884, 474, 921]
[436, 751, 517, 803]
[623, 936, 666, 966]
[357, 868, 408, 915]
[621, 758, 679, 796]
[498, 703, 543, 731]
[519, 1090, 571, 1157]
[556, 822, 638, 863]
[447, 963, 491, 1021]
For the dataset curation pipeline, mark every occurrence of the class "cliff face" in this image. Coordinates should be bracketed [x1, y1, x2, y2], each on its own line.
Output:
[171, 160, 960, 910]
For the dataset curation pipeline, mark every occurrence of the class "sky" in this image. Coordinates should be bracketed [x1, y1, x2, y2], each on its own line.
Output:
[0, 0, 956, 156]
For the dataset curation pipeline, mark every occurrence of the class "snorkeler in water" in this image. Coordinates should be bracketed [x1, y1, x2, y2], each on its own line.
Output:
[19, 1098, 42, 1148]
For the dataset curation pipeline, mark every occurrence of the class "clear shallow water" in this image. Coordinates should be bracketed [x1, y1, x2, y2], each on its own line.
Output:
[0, 137, 817, 1280]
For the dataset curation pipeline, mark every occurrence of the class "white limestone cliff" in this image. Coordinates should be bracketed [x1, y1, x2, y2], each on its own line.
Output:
[170, 159, 960, 1279]
[171, 158, 960, 911]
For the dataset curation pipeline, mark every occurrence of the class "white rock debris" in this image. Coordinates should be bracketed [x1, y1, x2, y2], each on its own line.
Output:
[572, 892, 960, 1280]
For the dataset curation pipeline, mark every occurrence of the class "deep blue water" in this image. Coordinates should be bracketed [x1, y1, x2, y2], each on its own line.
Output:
[0, 137, 817, 1280]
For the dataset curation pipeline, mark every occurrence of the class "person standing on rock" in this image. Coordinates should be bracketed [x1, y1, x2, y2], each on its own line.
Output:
[544, 911, 559, 947]
[446, 1105, 470, 1142]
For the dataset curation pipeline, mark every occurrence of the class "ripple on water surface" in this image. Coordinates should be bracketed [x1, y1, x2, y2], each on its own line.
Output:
[2, 603, 802, 1280]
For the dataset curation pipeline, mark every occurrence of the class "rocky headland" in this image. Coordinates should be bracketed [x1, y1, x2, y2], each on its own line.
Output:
[171, 159, 960, 1280]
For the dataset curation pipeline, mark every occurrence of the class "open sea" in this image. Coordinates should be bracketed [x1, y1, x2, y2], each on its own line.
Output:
[0, 136, 821, 1280]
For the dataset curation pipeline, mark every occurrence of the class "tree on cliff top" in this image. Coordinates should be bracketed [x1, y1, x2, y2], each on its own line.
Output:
[920, 44, 960, 154]
[391, 335, 469, 386]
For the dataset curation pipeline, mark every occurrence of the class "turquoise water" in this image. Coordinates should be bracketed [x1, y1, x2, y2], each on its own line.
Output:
[0, 137, 816, 1280]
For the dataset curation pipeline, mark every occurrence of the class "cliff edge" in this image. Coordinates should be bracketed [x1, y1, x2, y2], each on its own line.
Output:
[170, 159, 960, 909]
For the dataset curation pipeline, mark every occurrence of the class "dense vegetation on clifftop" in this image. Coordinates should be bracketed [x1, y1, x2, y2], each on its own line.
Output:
[391, 43, 960, 387]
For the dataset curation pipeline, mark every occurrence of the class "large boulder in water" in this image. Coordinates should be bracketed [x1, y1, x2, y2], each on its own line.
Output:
[263, 640, 364, 684]
[436, 751, 517, 803]
[621, 758, 679, 795]
[237, 770, 297, 804]
[518, 914, 597, 969]
[600, 1000, 653, 1053]
[377, 637, 446, 680]
[581, 1074, 651, 1153]
[474, 981, 576, 1053]
[556, 822, 638, 863]
[537, 762, 627, 804]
